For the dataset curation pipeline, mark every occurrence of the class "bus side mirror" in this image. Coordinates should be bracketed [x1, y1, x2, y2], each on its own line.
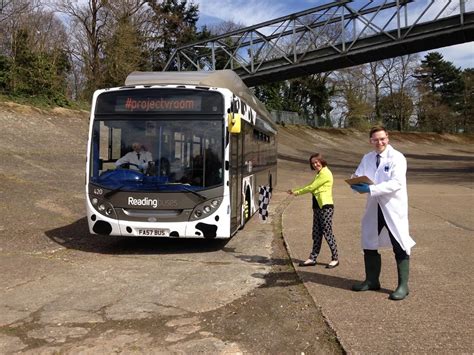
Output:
[228, 113, 241, 134]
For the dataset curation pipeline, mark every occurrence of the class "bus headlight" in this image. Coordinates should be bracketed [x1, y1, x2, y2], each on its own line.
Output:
[89, 195, 117, 219]
[190, 197, 223, 221]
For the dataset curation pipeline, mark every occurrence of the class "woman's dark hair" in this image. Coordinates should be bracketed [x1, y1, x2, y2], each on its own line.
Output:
[309, 153, 327, 170]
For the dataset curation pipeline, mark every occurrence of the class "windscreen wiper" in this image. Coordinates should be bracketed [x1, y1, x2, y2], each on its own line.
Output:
[104, 185, 125, 198]
[171, 183, 207, 202]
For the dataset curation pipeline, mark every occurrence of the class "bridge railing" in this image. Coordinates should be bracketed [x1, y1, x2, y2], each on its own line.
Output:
[164, 0, 473, 86]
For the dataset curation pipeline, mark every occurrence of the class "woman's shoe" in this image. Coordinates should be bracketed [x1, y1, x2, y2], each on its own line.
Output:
[299, 259, 317, 267]
[326, 260, 339, 269]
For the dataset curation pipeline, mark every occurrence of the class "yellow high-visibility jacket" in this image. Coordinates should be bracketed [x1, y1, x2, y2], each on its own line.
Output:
[292, 166, 334, 208]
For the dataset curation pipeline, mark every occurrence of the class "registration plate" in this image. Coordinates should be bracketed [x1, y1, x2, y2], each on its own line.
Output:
[137, 229, 169, 237]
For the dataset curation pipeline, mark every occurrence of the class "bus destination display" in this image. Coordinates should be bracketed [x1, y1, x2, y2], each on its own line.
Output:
[95, 89, 224, 115]
[116, 95, 202, 112]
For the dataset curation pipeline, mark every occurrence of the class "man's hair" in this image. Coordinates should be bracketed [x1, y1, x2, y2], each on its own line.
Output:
[309, 153, 327, 170]
[369, 126, 387, 138]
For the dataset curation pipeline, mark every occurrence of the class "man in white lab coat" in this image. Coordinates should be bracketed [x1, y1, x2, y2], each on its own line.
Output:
[115, 142, 153, 172]
[350, 126, 415, 300]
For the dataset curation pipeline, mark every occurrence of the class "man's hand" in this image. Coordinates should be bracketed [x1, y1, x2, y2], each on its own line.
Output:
[351, 183, 370, 194]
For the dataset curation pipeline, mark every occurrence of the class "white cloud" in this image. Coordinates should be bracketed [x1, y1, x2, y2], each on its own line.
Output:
[431, 42, 474, 69]
[195, 0, 288, 26]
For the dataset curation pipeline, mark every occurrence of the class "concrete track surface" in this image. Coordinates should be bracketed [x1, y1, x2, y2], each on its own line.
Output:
[278, 126, 474, 353]
[0, 102, 473, 353]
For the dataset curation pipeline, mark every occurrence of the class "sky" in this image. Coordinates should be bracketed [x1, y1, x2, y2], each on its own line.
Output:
[194, 0, 473, 69]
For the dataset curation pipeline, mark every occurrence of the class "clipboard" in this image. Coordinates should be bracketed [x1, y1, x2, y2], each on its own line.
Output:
[344, 175, 374, 186]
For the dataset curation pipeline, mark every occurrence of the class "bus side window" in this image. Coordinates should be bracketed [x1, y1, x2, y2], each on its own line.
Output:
[233, 99, 240, 113]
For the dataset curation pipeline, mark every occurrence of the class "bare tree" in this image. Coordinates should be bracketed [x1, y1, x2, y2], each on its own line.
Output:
[0, 0, 43, 55]
[106, 0, 145, 18]
[338, 55, 418, 131]
[381, 54, 419, 130]
[207, 20, 245, 36]
[55, 0, 110, 99]
[0, 0, 37, 25]
[366, 61, 392, 120]
[332, 66, 373, 128]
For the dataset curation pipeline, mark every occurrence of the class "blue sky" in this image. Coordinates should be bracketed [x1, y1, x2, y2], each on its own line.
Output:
[194, 0, 473, 69]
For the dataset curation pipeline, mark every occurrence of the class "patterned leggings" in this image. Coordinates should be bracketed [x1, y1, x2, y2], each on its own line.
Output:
[310, 206, 339, 261]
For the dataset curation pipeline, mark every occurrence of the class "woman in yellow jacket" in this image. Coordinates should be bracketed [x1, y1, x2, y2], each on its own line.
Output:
[288, 153, 339, 268]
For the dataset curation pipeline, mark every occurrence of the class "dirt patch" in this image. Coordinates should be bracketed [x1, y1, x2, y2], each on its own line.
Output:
[50, 107, 89, 118]
[199, 202, 342, 354]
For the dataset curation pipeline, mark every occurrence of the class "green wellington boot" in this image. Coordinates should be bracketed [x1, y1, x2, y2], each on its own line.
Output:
[389, 259, 410, 300]
[352, 252, 381, 291]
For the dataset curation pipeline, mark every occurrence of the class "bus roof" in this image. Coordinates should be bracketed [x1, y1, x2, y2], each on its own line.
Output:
[125, 70, 274, 127]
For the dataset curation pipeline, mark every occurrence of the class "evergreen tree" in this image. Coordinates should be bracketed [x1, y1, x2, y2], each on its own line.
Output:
[0, 55, 10, 91]
[147, 0, 199, 71]
[9, 28, 70, 104]
[102, 17, 149, 88]
[253, 82, 285, 112]
[414, 52, 463, 132]
[460, 68, 474, 133]
[254, 75, 334, 127]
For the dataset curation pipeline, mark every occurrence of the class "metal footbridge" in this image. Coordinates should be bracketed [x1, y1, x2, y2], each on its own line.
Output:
[164, 0, 474, 86]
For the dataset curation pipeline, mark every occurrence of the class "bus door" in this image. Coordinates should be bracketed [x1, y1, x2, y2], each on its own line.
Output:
[230, 133, 242, 232]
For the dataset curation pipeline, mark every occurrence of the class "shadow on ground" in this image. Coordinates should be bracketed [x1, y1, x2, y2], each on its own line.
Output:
[251, 269, 391, 294]
[45, 217, 230, 255]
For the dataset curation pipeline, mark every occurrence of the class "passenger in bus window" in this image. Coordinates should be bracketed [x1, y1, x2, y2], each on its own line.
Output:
[203, 148, 222, 186]
[159, 157, 170, 176]
[190, 155, 203, 185]
[288, 153, 339, 269]
[169, 158, 183, 181]
[115, 142, 153, 172]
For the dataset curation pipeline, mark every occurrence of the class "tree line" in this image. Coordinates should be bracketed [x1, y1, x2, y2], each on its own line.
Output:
[255, 53, 473, 134]
[0, 0, 472, 133]
[0, 0, 207, 104]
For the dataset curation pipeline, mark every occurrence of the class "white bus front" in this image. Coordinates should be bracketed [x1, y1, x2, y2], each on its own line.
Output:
[86, 87, 230, 239]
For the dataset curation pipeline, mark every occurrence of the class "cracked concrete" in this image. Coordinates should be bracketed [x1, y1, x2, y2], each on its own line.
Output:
[3, 102, 471, 353]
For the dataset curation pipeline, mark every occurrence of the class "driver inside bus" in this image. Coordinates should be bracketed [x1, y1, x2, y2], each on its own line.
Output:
[115, 142, 153, 172]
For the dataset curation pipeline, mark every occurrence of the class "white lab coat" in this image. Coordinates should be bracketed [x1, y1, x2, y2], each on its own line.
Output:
[115, 150, 153, 170]
[354, 144, 415, 254]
